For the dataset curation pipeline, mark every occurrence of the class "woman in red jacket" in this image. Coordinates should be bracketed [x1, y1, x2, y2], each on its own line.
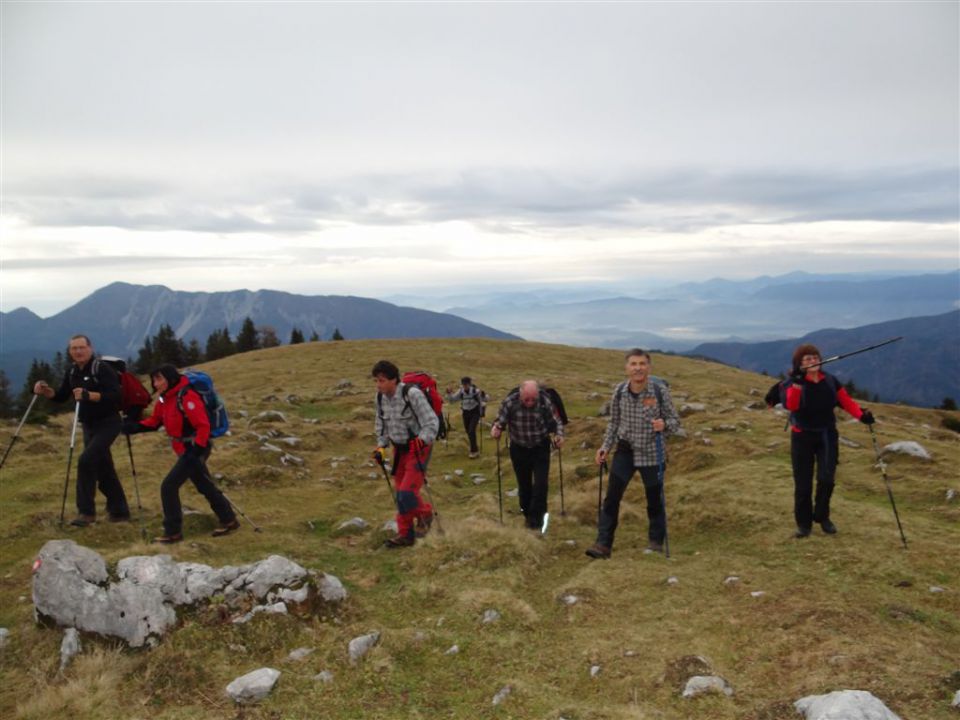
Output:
[124, 365, 238, 543]
[783, 344, 874, 538]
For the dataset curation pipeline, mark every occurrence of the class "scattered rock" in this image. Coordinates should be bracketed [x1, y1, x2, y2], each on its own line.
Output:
[679, 403, 706, 417]
[261, 442, 284, 453]
[233, 602, 288, 624]
[472, 476, 486, 485]
[314, 670, 334, 683]
[590, 665, 601, 678]
[506, 488, 519, 498]
[664, 655, 713, 691]
[881, 441, 932, 461]
[481, 609, 501, 624]
[751, 591, 766, 598]
[381, 520, 399, 533]
[280, 453, 305, 466]
[348, 632, 380, 663]
[683, 675, 734, 698]
[288, 647, 314, 661]
[946, 489, 956, 502]
[794, 690, 902, 719]
[743, 401, 765, 411]
[666, 576, 679, 586]
[334, 380, 353, 389]
[453, 469, 464, 477]
[225, 667, 281, 704]
[316, 573, 348, 603]
[59, 628, 81, 671]
[0, 628, 9, 649]
[929, 586, 945, 593]
[285, 395, 302, 405]
[952, 690, 959, 708]
[445, 644, 460, 655]
[561, 594, 579, 605]
[723, 576, 740, 586]
[336, 517, 369, 534]
[839, 436, 862, 449]
[492, 685, 512, 705]
[714, 424, 737, 432]
[252, 411, 288, 425]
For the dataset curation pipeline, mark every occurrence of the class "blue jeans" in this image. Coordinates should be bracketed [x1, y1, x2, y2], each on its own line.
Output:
[595, 450, 664, 548]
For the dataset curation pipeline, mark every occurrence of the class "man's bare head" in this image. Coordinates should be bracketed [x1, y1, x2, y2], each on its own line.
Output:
[519, 380, 539, 408]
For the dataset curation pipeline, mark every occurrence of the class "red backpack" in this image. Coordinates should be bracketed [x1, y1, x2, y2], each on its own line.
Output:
[97, 356, 152, 418]
[377, 370, 447, 440]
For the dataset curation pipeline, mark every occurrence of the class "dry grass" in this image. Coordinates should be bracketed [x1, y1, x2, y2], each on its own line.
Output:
[0, 338, 957, 719]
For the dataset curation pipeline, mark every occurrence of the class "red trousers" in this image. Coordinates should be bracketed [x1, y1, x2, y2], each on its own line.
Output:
[393, 446, 433, 539]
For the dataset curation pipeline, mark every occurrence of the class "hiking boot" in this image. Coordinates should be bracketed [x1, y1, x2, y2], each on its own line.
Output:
[108, 513, 131, 523]
[211, 519, 240, 537]
[415, 512, 433, 539]
[585, 543, 611, 559]
[70, 515, 97, 527]
[645, 541, 664, 553]
[154, 533, 183, 544]
[794, 525, 812, 538]
[468, 451, 480, 459]
[820, 519, 838, 535]
[384, 533, 415, 548]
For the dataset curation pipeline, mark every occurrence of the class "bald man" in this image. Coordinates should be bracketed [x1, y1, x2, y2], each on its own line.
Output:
[491, 380, 564, 531]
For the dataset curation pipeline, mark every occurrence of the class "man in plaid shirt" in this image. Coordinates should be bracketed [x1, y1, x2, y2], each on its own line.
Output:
[372, 360, 439, 548]
[491, 380, 564, 531]
[586, 349, 681, 559]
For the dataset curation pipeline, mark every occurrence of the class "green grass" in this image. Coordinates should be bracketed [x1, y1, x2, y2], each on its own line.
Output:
[0, 338, 958, 719]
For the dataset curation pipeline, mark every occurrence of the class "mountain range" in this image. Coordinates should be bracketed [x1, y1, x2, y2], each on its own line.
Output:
[0, 282, 518, 389]
[687, 310, 960, 407]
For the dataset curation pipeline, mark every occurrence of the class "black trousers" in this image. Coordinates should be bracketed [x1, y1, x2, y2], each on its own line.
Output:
[77, 415, 129, 518]
[160, 445, 235, 536]
[509, 440, 551, 529]
[462, 406, 481, 453]
[595, 451, 664, 549]
[791, 427, 839, 529]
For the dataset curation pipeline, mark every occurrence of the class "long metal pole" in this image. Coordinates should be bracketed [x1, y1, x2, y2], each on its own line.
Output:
[801, 336, 903, 371]
[869, 425, 908, 549]
[125, 435, 147, 540]
[58, 402, 81, 528]
[656, 432, 670, 559]
[496, 435, 503, 524]
[0, 394, 39, 470]
[557, 444, 565, 515]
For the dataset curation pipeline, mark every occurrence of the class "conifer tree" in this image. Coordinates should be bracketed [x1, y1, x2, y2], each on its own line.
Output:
[236, 317, 260, 353]
[290, 327, 305, 344]
[0, 370, 14, 418]
[332, 327, 344, 341]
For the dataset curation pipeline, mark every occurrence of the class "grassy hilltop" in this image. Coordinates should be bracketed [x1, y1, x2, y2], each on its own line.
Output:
[0, 338, 957, 720]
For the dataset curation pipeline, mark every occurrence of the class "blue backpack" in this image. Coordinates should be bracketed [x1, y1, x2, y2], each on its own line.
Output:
[177, 369, 229, 438]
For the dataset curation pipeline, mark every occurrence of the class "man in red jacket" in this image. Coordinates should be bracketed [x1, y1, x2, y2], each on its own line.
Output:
[124, 365, 238, 543]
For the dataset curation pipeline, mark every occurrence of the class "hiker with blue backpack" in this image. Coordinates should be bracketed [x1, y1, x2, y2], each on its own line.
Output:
[123, 364, 238, 544]
[586, 349, 681, 560]
[772, 344, 874, 539]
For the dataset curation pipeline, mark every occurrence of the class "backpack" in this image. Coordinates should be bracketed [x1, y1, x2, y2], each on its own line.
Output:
[614, 376, 668, 414]
[176, 369, 230, 438]
[506, 386, 565, 433]
[777, 374, 841, 431]
[377, 370, 447, 440]
[93, 356, 151, 417]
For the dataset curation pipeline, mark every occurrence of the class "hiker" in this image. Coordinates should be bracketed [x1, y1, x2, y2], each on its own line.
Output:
[490, 380, 564, 531]
[446, 376, 488, 458]
[586, 349, 681, 559]
[122, 365, 238, 543]
[780, 344, 874, 538]
[33, 334, 131, 526]
[372, 360, 439, 548]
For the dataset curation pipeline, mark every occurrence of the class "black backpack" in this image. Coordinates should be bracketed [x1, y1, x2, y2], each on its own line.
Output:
[506, 386, 566, 432]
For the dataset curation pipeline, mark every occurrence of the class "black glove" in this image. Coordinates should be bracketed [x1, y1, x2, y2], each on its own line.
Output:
[122, 421, 145, 435]
[763, 381, 782, 408]
[860, 410, 875, 425]
[185, 442, 207, 458]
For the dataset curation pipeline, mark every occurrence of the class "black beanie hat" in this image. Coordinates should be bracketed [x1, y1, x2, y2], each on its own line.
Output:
[150, 364, 181, 392]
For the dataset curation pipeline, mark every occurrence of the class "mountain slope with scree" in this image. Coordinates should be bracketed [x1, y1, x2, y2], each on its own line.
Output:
[0, 339, 957, 719]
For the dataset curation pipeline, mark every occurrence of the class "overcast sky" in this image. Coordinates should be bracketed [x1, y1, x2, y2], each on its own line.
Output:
[2, 1, 958, 317]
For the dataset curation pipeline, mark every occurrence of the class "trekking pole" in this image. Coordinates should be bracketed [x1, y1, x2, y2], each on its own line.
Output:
[496, 435, 503, 524]
[219, 488, 262, 532]
[0, 394, 39, 470]
[802, 336, 903, 371]
[869, 425, 908, 549]
[556, 442, 565, 516]
[58, 402, 81, 528]
[656, 432, 670, 559]
[413, 443, 444, 535]
[376, 454, 398, 506]
[125, 435, 147, 541]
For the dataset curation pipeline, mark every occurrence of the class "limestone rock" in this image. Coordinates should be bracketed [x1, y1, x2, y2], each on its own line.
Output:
[336, 517, 368, 534]
[243, 555, 308, 599]
[492, 685, 512, 705]
[881, 441, 932, 461]
[481, 609, 501, 624]
[348, 631, 380, 663]
[0, 627, 9, 649]
[795, 690, 901, 719]
[314, 670, 334, 683]
[316, 573, 349, 604]
[683, 675, 733, 698]
[59, 627, 81, 671]
[288, 647, 313, 661]
[225, 667, 281, 704]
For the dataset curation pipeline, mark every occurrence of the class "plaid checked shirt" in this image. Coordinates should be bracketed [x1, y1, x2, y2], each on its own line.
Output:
[601, 380, 681, 466]
[375, 382, 439, 447]
[494, 390, 564, 448]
